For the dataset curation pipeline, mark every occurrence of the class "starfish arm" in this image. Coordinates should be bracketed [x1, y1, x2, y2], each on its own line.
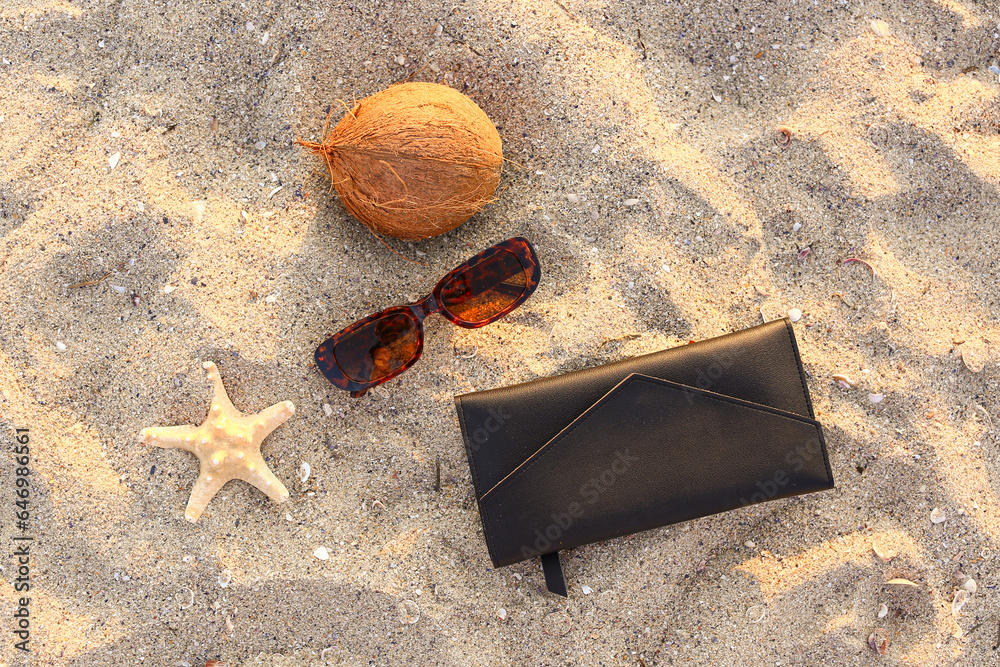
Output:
[184, 468, 232, 523]
[251, 400, 296, 440]
[202, 361, 239, 415]
[236, 454, 290, 504]
[141, 425, 199, 453]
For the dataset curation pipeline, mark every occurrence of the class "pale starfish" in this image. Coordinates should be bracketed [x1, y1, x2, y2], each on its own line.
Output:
[141, 361, 294, 523]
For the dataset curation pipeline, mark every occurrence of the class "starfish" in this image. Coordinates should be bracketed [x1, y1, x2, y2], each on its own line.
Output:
[141, 361, 294, 523]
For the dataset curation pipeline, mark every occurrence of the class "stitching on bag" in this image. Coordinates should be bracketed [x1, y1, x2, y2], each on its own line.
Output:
[782, 318, 815, 420]
[481, 375, 826, 505]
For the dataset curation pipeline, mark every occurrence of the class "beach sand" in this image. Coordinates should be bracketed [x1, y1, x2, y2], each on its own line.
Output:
[1, 0, 999, 664]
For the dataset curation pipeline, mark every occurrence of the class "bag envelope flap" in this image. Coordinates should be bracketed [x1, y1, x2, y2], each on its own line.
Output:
[478, 374, 832, 567]
[455, 318, 814, 498]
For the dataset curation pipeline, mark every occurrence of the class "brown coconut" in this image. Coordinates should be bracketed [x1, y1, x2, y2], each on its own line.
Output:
[298, 82, 503, 240]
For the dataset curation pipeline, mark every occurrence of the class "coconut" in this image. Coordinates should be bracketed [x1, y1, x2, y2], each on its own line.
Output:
[298, 82, 503, 240]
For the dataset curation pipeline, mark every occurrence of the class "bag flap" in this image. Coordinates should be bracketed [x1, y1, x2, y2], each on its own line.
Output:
[455, 318, 814, 499]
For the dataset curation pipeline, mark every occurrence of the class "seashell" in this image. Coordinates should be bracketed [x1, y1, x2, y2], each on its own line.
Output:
[299, 462, 311, 483]
[787, 308, 802, 323]
[868, 393, 884, 403]
[773, 126, 793, 149]
[398, 599, 420, 625]
[877, 603, 888, 618]
[952, 589, 970, 616]
[963, 578, 977, 594]
[313, 546, 329, 560]
[886, 578, 919, 587]
[930, 507, 946, 524]
[868, 629, 889, 655]
[832, 374, 855, 389]
[496, 608, 507, 621]
[581, 585, 593, 595]
[872, 543, 895, 562]
[870, 20, 889, 37]
[566, 193, 580, 204]
[623, 198, 640, 206]
[960, 340, 986, 373]
[543, 610, 572, 636]
[218, 569, 231, 588]
[108, 151, 121, 170]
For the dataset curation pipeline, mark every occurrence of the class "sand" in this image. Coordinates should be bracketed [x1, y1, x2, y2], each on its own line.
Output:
[1, 0, 999, 664]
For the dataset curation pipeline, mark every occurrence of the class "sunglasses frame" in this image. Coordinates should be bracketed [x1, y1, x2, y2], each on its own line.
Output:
[315, 237, 541, 397]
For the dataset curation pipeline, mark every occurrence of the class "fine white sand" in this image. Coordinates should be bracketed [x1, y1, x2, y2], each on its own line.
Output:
[1, 0, 999, 664]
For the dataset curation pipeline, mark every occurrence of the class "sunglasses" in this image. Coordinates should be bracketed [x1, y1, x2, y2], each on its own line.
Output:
[315, 237, 541, 397]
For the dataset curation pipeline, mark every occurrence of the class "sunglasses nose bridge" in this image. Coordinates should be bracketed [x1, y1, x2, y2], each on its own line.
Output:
[410, 295, 442, 321]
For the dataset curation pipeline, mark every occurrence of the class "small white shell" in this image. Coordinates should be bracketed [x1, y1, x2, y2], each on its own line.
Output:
[398, 599, 420, 625]
[581, 585, 593, 595]
[963, 578, 977, 594]
[496, 608, 507, 621]
[930, 507, 946, 524]
[872, 543, 895, 562]
[832, 374, 855, 389]
[313, 546, 329, 560]
[299, 462, 311, 483]
[108, 151, 121, 170]
[787, 308, 802, 322]
[566, 193, 580, 204]
[886, 578, 919, 587]
[952, 589, 970, 616]
[870, 20, 889, 37]
[55, 341, 67, 352]
[218, 569, 231, 588]
[877, 603, 888, 618]
[868, 393, 885, 403]
[623, 198, 640, 206]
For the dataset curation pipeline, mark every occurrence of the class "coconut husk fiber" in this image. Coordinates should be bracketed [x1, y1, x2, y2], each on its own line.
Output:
[299, 82, 504, 240]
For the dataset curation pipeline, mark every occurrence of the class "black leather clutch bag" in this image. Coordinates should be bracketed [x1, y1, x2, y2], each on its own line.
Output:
[454, 318, 833, 595]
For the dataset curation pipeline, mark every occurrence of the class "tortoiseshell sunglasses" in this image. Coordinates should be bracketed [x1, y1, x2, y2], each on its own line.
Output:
[315, 237, 541, 397]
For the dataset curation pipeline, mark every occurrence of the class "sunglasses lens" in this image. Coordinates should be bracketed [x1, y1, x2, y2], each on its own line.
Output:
[438, 249, 528, 323]
[333, 313, 420, 383]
